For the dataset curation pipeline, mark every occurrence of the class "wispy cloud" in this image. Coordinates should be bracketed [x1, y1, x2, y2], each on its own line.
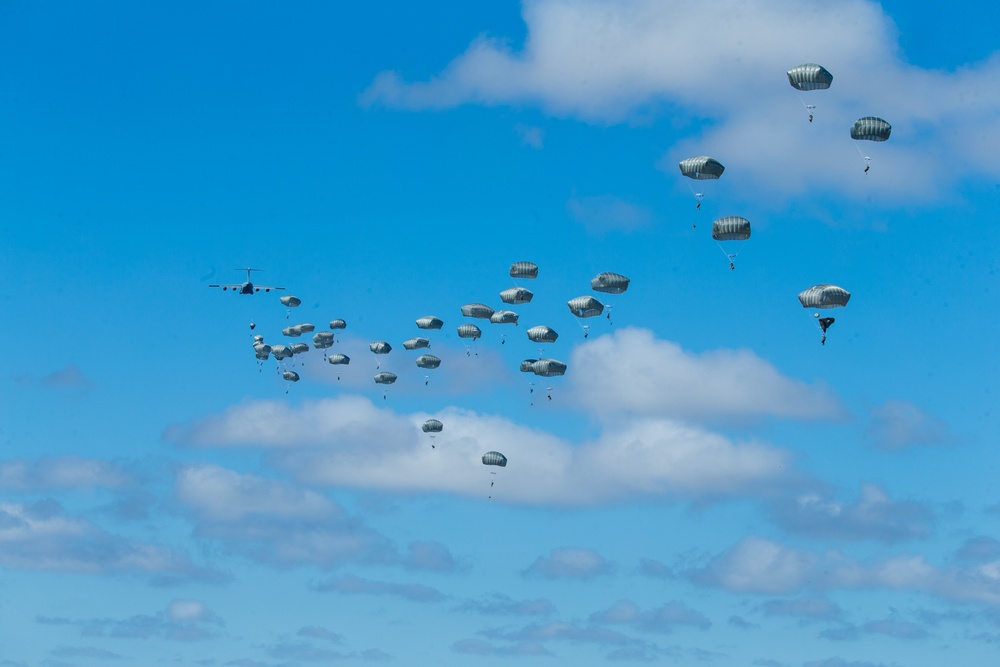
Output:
[589, 599, 712, 633]
[0, 457, 131, 491]
[524, 547, 615, 580]
[37, 600, 223, 641]
[867, 399, 956, 449]
[567, 193, 653, 235]
[311, 574, 446, 603]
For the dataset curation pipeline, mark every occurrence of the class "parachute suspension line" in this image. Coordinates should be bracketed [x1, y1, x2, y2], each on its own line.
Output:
[799, 97, 816, 122]
[855, 143, 872, 173]
[686, 183, 704, 216]
[715, 242, 741, 269]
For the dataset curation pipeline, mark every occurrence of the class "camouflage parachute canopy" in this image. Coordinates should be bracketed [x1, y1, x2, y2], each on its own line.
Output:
[329, 319, 347, 330]
[327, 353, 350, 365]
[712, 216, 752, 241]
[403, 337, 431, 350]
[590, 272, 630, 295]
[798, 284, 851, 309]
[500, 287, 534, 305]
[490, 310, 519, 325]
[282, 370, 300, 382]
[457, 324, 482, 340]
[416, 316, 444, 330]
[279, 295, 301, 308]
[567, 296, 604, 318]
[509, 261, 538, 279]
[526, 325, 558, 343]
[312, 331, 334, 349]
[786, 63, 833, 91]
[531, 358, 567, 377]
[374, 372, 397, 385]
[461, 303, 495, 319]
[415, 354, 441, 369]
[422, 419, 443, 433]
[482, 451, 508, 467]
[850, 117, 892, 142]
[369, 341, 392, 354]
[679, 156, 725, 180]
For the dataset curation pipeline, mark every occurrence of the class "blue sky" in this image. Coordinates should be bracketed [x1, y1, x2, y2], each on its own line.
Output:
[1, 1, 998, 665]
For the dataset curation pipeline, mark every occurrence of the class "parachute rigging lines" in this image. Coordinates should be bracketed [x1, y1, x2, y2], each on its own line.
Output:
[711, 216, 751, 269]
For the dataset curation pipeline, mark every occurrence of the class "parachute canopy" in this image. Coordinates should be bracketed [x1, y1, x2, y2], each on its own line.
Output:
[679, 156, 725, 180]
[590, 272, 630, 294]
[271, 344, 293, 360]
[567, 296, 604, 318]
[415, 354, 441, 369]
[519, 359, 538, 373]
[712, 216, 751, 241]
[422, 419, 443, 433]
[282, 370, 300, 382]
[500, 287, 534, 305]
[369, 341, 392, 354]
[531, 358, 567, 377]
[416, 316, 444, 330]
[851, 117, 891, 142]
[279, 295, 301, 308]
[282, 326, 303, 337]
[374, 372, 397, 385]
[457, 324, 482, 340]
[313, 331, 334, 349]
[329, 319, 347, 330]
[509, 261, 538, 279]
[328, 353, 350, 365]
[482, 451, 507, 467]
[490, 310, 519, 325]
[403, 337, 431, 350]
[526, 325, 558, 343]
[290, 342, 309, 355]
[787, 63, 833, 91]
[461, 303, 494, 319]
[798, 284, 851, 309]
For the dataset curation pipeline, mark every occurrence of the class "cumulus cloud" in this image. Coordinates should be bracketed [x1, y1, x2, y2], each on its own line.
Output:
[360, 0, 1000, 201]
[311, 574, 446, 603]
[37, 600, 223, 641]
[176, 464, 446, 570]
[0, 457, 131, 491]
[0, 501, 218, 583]
[766, 484, 934, 543]
[687, 535, 1000, 606]
[168, 394, 795, 505]
[567, 193, 653, 234]
[452, 638, 552, 657]
[568, 328, 842, 422]
[524, 547, 615, 580]
[867, 400, 956, 449]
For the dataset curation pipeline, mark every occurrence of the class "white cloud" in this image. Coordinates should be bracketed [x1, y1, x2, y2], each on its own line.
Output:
[687, 536, 1000, 606]
[0, 501, 217, 582]
[568, 328, 842, 422]
[312, 574, 446, 603]
[169, 395, 794, 505]
[867, 399, 955, 449]
[360, 0, 1000, 201]
[766, 483, 934, 543]
[0, 457, 130, 491]
[589, 599, 712, 632]
[524, 547, 615, 580]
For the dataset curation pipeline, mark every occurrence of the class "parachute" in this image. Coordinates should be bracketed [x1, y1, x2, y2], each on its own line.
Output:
[328, 354, 350, 365]
[851, 117, 892, 142]
[369, 341, 392, 354]
[313, 332, 334, 359]
[279, 295, 302, 308]
[500, 287, 533, 305]
[416, 316, 444, 330]
[461, 303, 495, 319]
[289, 342, 309, 355]
[787, 63, 833, 90]
[590, 272, 630, 294]
[712, 216, 752, 269]
[519, 359, 539, 373]
[679, 156, 725, 180]
[271, 344, 293, 361]
[374, 372, 397, 385]
[799, 284, 850, 345]
[530, 358, 567, 377]
[457, 324, 482, 340]
[253, 341, 271, 361]
[526, 326, 558, 344]
[415, 354, 441, 369]
[282, 370, 300, 382]
[282, 325, 303, 337]
[403, 337, 431, 350]
[567, 296, 604, 318]
[329, 319, 347, 330]
[422, 419, 443, 433]
[798, 284, 851, 309]
[509, 261, 538, 279]
[482, 451, 507, 467]
[490, 310, 519, 325]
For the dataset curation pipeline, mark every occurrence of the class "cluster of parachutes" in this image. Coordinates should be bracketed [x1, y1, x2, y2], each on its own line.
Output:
[677, 63, 865, 340]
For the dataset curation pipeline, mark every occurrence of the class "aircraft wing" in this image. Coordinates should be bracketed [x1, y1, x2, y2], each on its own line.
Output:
[253, 285, 285, 291]
[208, 284, 242, 289]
